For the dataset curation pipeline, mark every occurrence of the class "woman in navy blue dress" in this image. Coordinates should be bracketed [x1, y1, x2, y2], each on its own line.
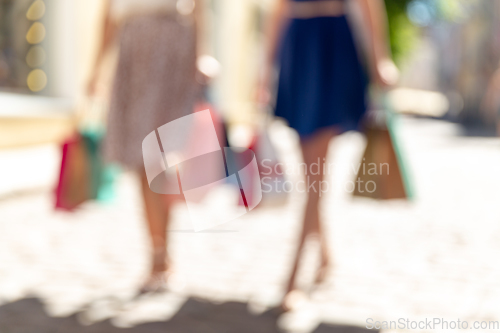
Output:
[258, 0, 398, 310]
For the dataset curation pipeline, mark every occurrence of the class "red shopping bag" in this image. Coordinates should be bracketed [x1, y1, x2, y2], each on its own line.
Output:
[194, 101, 227, 148]
[177, 102, 229, 204]
[55, 134, 92, 211]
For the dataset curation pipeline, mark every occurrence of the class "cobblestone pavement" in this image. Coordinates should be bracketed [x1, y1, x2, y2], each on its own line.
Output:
[1, 117, 500, 333]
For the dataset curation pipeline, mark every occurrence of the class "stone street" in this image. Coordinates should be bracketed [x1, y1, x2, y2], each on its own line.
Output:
[1, 117, 500, 333]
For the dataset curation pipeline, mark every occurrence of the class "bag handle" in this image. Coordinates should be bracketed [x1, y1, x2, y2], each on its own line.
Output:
[74, 97, 107, 135]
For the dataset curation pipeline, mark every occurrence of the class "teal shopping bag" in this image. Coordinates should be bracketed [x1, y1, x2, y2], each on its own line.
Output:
[80, 128, 121, 203]
[383, 93, 415, 200]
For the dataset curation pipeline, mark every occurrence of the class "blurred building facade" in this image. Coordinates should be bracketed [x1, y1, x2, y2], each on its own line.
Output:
[0, 0, 274, 138]
[3, 0, 500, 149]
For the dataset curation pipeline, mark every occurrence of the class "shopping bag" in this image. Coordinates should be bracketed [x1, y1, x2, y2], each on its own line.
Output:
[194, 101, 228, 148]
[192, 99, 259, 209]
[55, 133, 92, 210]
[248, 115, 288, 208]
[55, 99, 119, 211]
[353, 93, 414, 200]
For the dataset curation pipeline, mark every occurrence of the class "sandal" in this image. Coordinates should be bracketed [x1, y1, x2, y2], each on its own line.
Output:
[138, 270, 173, 295]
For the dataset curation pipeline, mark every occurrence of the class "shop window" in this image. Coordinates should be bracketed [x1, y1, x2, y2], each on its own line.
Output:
[0, 0, 47, 94]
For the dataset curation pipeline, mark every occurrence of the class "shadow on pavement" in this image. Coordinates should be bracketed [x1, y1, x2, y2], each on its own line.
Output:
[459, 125, 497, 137]
[312, 323, 378, 333]
[0, 297, 377, 333]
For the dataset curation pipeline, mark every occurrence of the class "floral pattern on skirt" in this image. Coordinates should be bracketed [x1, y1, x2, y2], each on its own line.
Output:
[104, 14, 199, 169]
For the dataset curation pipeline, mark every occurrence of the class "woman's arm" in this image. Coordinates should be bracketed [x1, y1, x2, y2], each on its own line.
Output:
[193, 0, 204, 58]
[87, 0, 117, 95]
[481, 66, 500, 117]
[264, 0, 288, 75]
[355, 0, 399, 86]
[257, 0, 289, 105]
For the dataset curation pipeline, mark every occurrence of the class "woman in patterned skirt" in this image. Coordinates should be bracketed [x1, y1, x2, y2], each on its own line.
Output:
[87, 0, 201, 293]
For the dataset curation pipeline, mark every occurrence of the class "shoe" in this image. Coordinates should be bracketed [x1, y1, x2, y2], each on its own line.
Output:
[280, 289, 308, 312]
[138, 270, 172, 295]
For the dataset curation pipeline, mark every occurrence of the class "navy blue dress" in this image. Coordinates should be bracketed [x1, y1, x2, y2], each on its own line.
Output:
[275, 0, 368, 137]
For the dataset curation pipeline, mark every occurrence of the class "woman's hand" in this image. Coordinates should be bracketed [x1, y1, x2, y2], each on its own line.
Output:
[481, 68, 500, 120]
[374, 57, 399, 87]
[196, 55, 220, 86]
[86, 74, 98, 96]
[255, 74, 272, 107]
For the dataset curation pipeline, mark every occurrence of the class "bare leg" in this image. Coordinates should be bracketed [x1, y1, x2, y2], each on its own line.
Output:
[282, 128, 335, 309]
[139, 170, 182, 292]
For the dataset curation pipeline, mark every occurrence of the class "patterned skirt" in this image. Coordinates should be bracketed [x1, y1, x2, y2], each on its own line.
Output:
[104, 14, 198, 169]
